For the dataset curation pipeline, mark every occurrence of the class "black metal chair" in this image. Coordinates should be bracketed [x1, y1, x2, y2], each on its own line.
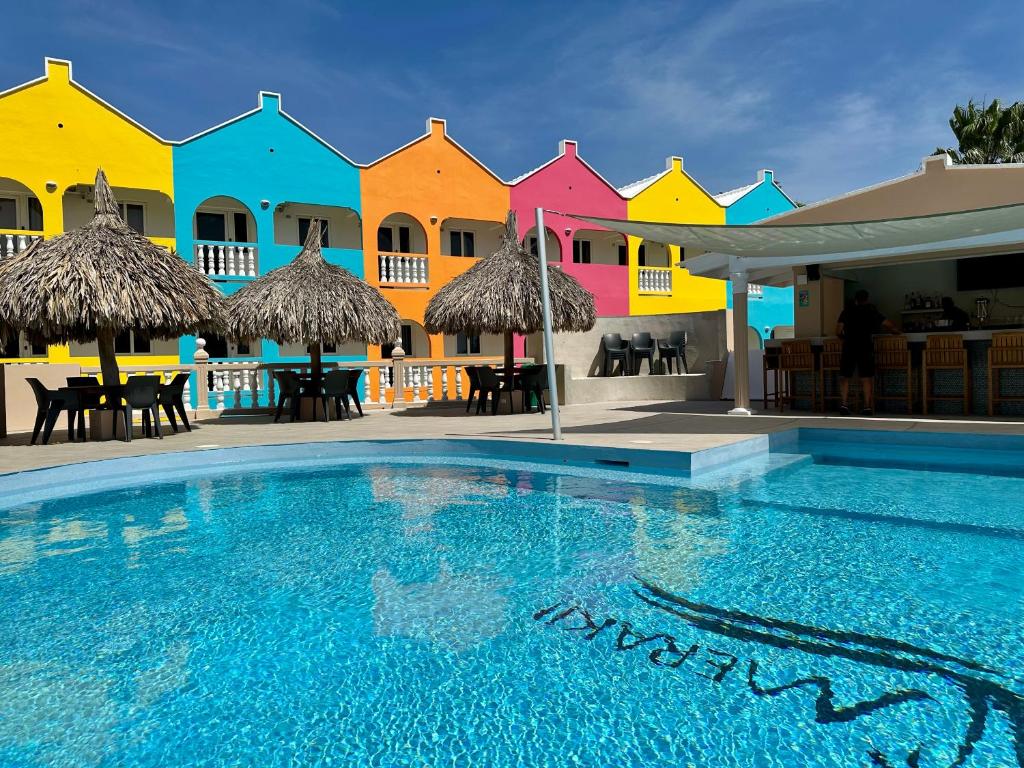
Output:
[475, 366, 509, 415]
[602, 334, 630, 376]
[323, 369, 352, 421]
[158, 373, 192, 432]
[27, 378, 83, 445]
[464, 365, 482, 412]
[65, 375, 103, 438]
[112, 375, 163, 442]
[630, 332, 655, 374]
[346, 369, 364, 417]
[515, 365, 547, 414]
[658, 331, 688, 374]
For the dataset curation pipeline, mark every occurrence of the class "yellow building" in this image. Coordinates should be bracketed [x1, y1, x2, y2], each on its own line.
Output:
[619, 156, 727, 315]
[0, 58, 177, 366]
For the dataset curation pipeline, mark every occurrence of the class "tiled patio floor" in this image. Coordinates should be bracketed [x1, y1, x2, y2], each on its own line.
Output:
[4, 400, 1024, 475]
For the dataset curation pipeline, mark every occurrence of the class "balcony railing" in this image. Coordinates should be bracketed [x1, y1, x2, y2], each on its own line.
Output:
[638, 266, 672, 294]
[194, 241, 258, 277]
[0, 231, 42, 260]
[378, 252, 429, 286]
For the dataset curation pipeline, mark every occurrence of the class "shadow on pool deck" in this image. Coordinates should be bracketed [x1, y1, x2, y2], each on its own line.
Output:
[4, 399, 1024, 475]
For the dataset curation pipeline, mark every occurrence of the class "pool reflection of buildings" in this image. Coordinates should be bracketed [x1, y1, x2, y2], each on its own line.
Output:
[629, 487, 728, 592]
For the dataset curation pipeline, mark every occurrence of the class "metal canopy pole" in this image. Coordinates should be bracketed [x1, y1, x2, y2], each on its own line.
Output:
[728, 259, 753, 415]
[535, 207, 562, 440]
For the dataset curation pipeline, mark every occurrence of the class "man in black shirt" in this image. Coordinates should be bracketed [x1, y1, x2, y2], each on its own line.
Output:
[836, 289, 898, 416]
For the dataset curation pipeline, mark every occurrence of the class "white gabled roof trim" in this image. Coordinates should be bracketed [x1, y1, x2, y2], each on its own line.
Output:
[509, 140, 626, 196]
[364, 117, 505, 183]
[0, 57, 172, 144]
[176, 90, 360, 164]
[713, 181, 759, 207]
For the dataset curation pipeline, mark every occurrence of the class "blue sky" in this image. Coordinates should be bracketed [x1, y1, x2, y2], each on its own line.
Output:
[4, 0, 1022, 204]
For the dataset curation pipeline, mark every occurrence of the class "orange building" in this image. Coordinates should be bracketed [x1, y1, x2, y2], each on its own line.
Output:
[360, 118, 510, 361]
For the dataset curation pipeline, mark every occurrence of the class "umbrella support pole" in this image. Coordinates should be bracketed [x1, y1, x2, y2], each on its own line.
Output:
[535, 208, 562, 440]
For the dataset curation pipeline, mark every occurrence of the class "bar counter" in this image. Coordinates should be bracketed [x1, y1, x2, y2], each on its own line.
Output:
[765, 328, 1024, 415]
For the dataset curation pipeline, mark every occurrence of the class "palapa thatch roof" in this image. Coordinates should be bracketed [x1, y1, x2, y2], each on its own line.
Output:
[226, 219, 400, 346]
[0, 169, 225, 345]
[424, 211, 596, 337]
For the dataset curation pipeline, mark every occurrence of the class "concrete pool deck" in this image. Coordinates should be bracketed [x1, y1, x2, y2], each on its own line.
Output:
[4, 399, 1024, 475]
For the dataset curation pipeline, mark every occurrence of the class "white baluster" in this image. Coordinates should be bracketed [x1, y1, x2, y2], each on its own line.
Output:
[377, 366, 387, 404]
[214, 245, 224, 276]
[388, 254, 397, 283]
[363, 368, 372, 405]
[413, 366, 422, 403]
[639, 269, 647, 292]
[226, 245, 236, 276]
[441, 365, 448, 401]
[666, 270, 672, 292]
[379, 253, 387, 282]
[214, 371, 226, 410]
[16, 235, 28, 252]
[417, 257, 427, 284]
[245, 247, 255, 277]
[3, 234, 12, 256]
[194, 244, 203, 272]
[454, 365, 463, 400]
[183, 374, 192, 409]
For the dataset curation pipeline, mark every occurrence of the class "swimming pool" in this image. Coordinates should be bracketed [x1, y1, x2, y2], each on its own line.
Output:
[0, 436, 1021, 767]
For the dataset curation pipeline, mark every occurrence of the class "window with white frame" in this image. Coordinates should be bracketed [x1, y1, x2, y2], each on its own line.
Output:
[195, 210, 250, 242]
[448, 230, 475, 257]
[0, 329, 45, 357]
[114, 329, 152, 355]
[298, 217, 329, 247]
[377, 225, 412, 253]
[456, 332, 481, 355]
[572, 239, 591, 264]
[0, 195, 44, 231]
[118, 203, 145, 235]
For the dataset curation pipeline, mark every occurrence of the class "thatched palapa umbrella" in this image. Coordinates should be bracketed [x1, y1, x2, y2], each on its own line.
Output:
[226, 219, 400, 383]
[425, 211, 596, 375]
[0, 169, 225, 384]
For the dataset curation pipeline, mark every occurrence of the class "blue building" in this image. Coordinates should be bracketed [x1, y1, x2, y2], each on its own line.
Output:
[716, 170, 797, 342]
[172, 92, 364, 364]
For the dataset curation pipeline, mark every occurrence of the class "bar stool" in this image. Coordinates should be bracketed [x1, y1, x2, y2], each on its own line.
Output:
[778, 340, 817, 412]
[988, 332, 1024, 416]
[923, 334, 969, 415]
[873, 336, 913, 414]
[818, 338, 844, 412]
[762, 345, 781, 409]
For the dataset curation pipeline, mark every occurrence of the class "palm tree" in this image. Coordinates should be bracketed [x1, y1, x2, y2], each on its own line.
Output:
[935, 99, 1024, 164]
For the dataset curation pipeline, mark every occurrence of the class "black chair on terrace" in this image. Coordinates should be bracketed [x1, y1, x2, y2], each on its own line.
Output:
[464, 365, 482, 412]
[323, 369, 352, 421]
[630, 332, 655, 375]
[602, 334, 630, 376]
[346, 369, 364, 417]
[475, 366, 509, 415]
[65, 375, 103, 437]
[27, 378, 84, 445]
[515, 365, 547, 414]
[158, 373, 192, 432]
[658, 331, 688, 374]
[273, 370, 326, 422]
[112, 375, 163, 442]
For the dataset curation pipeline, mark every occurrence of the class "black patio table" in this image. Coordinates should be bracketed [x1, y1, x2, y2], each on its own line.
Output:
[54, 383, 124, 442]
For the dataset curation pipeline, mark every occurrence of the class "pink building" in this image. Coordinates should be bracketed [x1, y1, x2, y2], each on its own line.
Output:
[510, 140, 629, 317]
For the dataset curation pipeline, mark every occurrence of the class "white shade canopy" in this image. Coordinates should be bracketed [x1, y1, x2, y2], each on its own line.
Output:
[574, 203, 1024, 286]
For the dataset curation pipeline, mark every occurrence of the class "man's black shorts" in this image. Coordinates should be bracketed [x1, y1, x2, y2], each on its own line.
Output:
[840, 343, 874, 377]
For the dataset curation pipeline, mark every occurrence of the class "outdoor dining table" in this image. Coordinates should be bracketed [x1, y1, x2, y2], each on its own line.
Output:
[51, 383, 124, 443]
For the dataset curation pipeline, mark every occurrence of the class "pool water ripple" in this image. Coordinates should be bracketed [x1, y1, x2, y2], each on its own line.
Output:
[0, 456, 1021, 767]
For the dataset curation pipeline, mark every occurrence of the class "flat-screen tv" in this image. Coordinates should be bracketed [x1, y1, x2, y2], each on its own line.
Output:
[956, 254, 1024, 291]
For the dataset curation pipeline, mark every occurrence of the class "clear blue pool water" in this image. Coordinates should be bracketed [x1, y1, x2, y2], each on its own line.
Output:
[0, 441, 1022, 767]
